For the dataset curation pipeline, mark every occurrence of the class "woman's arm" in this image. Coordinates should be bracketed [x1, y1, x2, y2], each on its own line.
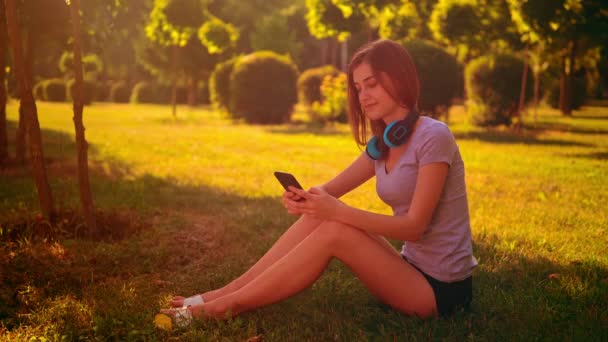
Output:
[320, 152, 375, 198]
[288, 162, 449, 241]
[284, 153, 373, 204]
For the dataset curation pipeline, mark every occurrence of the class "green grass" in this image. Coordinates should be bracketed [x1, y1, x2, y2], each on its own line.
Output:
[1, 101, 607, 341]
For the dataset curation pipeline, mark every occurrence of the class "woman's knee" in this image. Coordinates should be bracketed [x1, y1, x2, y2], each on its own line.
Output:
[298, 214, 324, 227]
[316, 220, 362, 248]
[288, 214, 323, 235]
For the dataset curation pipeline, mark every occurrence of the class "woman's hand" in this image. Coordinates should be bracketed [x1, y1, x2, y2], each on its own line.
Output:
[282, 189, 304, 215]
[284, 186, 344, 220]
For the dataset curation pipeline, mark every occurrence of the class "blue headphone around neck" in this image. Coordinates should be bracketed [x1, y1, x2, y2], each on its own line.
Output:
[365, 109, 420, 160]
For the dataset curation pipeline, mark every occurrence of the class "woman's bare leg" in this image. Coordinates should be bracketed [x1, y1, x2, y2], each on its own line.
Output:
[171, 215, 323, 306]
[187, 220, 436, 319]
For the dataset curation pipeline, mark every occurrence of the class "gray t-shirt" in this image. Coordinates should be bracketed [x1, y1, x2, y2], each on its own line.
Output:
[371, 116, 477, 282]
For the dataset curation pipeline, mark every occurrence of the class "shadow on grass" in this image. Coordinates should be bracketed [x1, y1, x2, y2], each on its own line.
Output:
[453, 129, 592, 147]
[560, 151, 608, 160]
[528, 122, 608, 135]
[572, 110, 608, 120]
[572, 115, 608, 120]
[265, 123, 348, 137]
[0, 120, 291, 334]
[470, 236, 607, 340]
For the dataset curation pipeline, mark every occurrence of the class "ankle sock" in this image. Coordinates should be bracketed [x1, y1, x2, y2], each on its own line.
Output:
[183, 294, 204, 307]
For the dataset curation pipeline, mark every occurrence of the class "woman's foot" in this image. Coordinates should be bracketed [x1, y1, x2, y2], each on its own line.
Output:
[169, 294, 205, 308]
[170, 288, 229, 307]
[160, 299, 236, 325]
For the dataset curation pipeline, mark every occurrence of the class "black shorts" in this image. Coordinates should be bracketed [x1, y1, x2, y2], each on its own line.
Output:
[404, 257, 473, 317]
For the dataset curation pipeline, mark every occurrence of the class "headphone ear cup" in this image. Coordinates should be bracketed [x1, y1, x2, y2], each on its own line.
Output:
[365, 136, 382, 160]
[384, 120, 410, 148]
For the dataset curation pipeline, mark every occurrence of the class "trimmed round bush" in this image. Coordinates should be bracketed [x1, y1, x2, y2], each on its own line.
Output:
[546, 74, 586, 110]
[209, 57, 239, 110]
[230, 51, 298, 124]
[33, 80, 45, 100]
[67, 79, 95, 105]
[109, 81, 130, 103]
[130, 81, 166, 104]
[297, 65, 340, 105]
[310, 73, 348, 124]
[465, 54, 533, 126]
[404, 40, 461, 117]
[95, 81, 112, 102]
[44, 79, 67, 102]
[59, 52, 103, 75]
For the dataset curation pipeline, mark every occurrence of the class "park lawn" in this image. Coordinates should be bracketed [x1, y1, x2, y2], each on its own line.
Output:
[0, 101, 606, 341]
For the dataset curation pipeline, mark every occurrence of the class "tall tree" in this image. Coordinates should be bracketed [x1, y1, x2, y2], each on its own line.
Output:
[377, 1, 422, 42]
[5, 0, 55, 220]
[69, 0, 97, 236]
[376, 0, 442, 42]
[79, 0, 150, 84]
[305, 0, 385, 68]
[508, 0, 608, 115]
[0, 2, 7, 166]
[429, 0, 522, 63]
[146, 0, 205, 117]
[250, 11, 303, 65]
[145, 0, 237, 111]
[206, 0, 294, 52]
[14, 0, 69, 163]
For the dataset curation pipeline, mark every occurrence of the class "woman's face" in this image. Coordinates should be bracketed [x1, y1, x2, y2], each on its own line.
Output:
[352, 62, 404, 123]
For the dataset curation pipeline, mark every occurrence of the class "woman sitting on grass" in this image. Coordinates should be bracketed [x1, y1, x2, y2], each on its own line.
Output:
[161, 39, 477, 325]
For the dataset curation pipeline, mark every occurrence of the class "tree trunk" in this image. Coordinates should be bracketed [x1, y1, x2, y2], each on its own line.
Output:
[14, 27, 33, 165]
[16, 104, 25, 163]
[560, 40, 576, 116]
[533, 44, 542, 123]
[5, 0, 55, 220]
[533, 70, 540, 123]
[187, 76, 197, 107]
[340, 39, 348, 72]
[70, 0, 97, 236]
[330, 38, 338, 68]
[24, 28, 33, 87]
[516, 49, 529, 131]
[171, 45, 178, 119]
[0, 1, 8, 166]
[321, 38, 328, 65]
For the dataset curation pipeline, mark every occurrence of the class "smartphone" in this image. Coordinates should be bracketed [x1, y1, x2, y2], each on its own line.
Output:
[274, 171, 304, 201]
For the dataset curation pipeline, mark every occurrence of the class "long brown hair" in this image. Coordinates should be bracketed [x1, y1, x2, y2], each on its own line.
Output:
[347, 39, 420, 160]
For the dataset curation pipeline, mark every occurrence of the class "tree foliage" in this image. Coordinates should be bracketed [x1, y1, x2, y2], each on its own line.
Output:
[404, 40, 461, 117]
[508, 0, 608, 114]
[429, 0, 522, 61]
[198, 16, 239, 55]
[250, 11, 303, 63]
[230, 51, 298, 124]
[209, 56, 240, 111]
[377, 1, 421, 41]
[79, 0, 150, 81]
[465, 53, 533, 126]
[311, 72, 348, 124]
[305, 0, 379, 41]
[297, 64, 340, 105]
[145, 0, 204, 47]
[508, 0, 608, 46]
